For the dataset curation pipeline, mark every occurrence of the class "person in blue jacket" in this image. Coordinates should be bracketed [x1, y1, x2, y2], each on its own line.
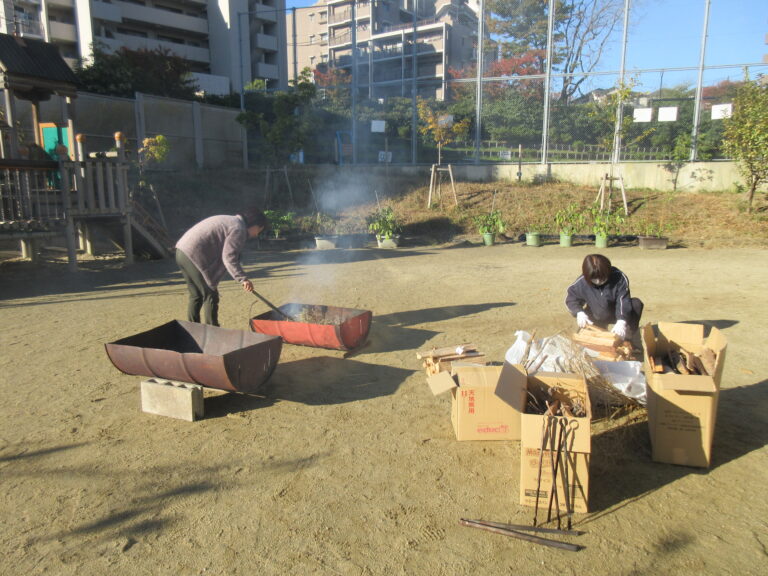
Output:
[565, 254, 643, 340]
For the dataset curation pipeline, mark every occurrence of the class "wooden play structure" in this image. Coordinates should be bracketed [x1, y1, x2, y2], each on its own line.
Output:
[0, 32, 171, 269]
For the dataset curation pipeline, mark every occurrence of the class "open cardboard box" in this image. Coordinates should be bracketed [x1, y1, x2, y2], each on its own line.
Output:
[641, 322, 727, 468]
[517, 369, 592, 514]
[427, 363, 526, 441]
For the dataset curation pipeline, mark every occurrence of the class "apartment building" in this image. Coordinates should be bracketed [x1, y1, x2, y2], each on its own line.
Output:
[286, 0, 480, 101]
[0, 0, 288, 94]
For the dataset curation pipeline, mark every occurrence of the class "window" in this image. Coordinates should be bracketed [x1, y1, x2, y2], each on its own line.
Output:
[309, 35, 315, 45]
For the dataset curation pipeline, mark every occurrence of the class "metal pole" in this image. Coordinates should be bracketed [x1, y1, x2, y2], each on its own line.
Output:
[411, 1, 418, 164]
[238, 12, 248, 168]
[690, 0, 711, 161]
[351, 0, 358, 164]
[474, 0, 485, 164]
[610, 0, 631, 167]
[540, 0, 555, 164]
[292, 7, 298, 83]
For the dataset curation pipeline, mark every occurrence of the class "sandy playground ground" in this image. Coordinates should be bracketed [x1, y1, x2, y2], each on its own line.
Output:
[0, 238, 767, 575]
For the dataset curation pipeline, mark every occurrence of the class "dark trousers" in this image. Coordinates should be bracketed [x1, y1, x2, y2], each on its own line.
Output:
[176, 249, 219, 326]
[627, 297, 644, 332]
[593, 298, 644, 332]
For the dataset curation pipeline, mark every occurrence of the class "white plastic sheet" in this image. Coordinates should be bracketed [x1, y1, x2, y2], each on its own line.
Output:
[593, 360, 647, 405]
[505, 331, 647, 405]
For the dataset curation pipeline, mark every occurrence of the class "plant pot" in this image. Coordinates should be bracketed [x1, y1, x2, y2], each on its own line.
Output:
[314, 235, 338, 249]
[638, 235, 669, 250]
[595, 233, 608, 248]
[559, 233, 573, 247]
[526, 232, 541, 247]
[376, 235, 399, 249]
[482, 232, 495, 246]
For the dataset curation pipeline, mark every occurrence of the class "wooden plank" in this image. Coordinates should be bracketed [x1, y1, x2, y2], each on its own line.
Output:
[95, 161, 106, 212]
[573, 331, 620, 347]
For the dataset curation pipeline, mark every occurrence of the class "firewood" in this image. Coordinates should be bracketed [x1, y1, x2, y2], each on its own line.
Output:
[573, 331, 620, 348]
[698, 348, 717, 375]
[680, 348, 698, 373]
[669, 350, 690, 374]
[649, 355, 665, 373]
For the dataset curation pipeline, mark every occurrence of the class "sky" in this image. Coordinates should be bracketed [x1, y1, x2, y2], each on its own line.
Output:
[284, 0, 767, 89]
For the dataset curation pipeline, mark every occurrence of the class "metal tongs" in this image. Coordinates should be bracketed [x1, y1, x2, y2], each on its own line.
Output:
[251, 289, 296, 321]
[459, 518, 584, 551]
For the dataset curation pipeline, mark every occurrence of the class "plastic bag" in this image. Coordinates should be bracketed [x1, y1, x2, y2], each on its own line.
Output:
[504, 331, 535, 365]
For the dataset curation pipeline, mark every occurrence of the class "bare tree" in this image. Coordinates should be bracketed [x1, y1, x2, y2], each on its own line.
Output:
[557, 0, 625, 102]
[486, 0, 626, 102]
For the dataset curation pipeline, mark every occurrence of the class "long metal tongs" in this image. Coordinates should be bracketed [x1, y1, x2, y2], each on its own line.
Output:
[251, 289, 295, 321]
[459, 519, 584, 552]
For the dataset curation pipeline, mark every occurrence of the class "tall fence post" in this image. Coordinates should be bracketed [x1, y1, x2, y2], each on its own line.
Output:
[134, 92, 146, 156]
[690, 0, 711, 162]
[611, 0, 632, 167]
[474, 0, 485, 165]
[540, 0, 556, 165]
[192, 101, 204, 169]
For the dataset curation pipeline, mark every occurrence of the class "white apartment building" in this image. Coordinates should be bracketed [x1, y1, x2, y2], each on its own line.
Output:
[286, 0, 480, 101]
[0, 0, 288, 94]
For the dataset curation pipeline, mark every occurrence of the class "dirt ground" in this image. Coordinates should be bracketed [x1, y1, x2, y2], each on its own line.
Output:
[1, 238, 767, 576]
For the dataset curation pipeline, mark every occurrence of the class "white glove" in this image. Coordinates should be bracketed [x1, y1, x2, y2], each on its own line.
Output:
[576, 312, 593, 329]
[612, 319, 628, 339]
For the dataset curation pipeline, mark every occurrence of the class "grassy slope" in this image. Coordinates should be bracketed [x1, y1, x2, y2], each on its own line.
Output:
[148, 169, 768, 249]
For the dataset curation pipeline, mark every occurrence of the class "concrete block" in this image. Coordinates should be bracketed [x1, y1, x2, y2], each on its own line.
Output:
[140, 378, 204, 422]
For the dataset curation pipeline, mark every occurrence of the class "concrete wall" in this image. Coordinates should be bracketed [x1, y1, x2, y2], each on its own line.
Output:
[449, 161, 746, 192]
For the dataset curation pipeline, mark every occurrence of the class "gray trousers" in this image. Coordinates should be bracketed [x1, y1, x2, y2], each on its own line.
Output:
[176, 249, 219, 326]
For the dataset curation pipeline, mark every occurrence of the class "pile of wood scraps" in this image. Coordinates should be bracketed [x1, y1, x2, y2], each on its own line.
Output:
[416, 343, 485, 375]
[648, 344, 717, 376]
[572, 326, 634, 361]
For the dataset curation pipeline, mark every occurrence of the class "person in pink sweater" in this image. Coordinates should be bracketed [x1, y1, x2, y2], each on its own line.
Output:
[175, 207, 267, 326]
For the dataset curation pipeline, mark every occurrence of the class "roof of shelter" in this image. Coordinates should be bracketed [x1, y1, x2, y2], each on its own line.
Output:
[0, 33, 78, 99]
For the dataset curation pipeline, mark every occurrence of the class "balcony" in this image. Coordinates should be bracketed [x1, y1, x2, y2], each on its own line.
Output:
[47, 0, 74, 8]
[100, 35, 211, 64]
[254, 62, 279, 79]
[118, 2, 208, 35]
[49, 21, 77, 43]
[328, 5, 371, 25]
[253, 3, 278, 24]
[330, 31, 351, 47]
[91, 1, 122, 23]
[253, 33, 277, 52]
[18, 18, 43, 39]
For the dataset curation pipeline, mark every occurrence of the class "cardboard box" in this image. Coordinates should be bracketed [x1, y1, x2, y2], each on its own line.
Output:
[518, 369, 592, 513]
[642, 322, 727, 468]
[427, 363, 526, 441]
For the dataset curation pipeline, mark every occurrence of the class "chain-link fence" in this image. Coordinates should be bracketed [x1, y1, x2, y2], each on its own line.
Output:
[274, 0, 767, 167]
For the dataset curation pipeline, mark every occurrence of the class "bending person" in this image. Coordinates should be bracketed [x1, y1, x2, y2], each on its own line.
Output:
[175, 206, 267, 326]
[565, 254, 643, 340]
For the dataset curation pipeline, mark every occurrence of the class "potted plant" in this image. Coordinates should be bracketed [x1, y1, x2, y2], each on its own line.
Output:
[525, 216, 548, 247]
[590, 206, 624, 248]
[473, 209, 506, 246]
[264, 209, 296, 241]
[366, 206, 402, 248]
[554, 203, 585, 247]
[637, 220, 671, 250]
[310, 212, 340, 249]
